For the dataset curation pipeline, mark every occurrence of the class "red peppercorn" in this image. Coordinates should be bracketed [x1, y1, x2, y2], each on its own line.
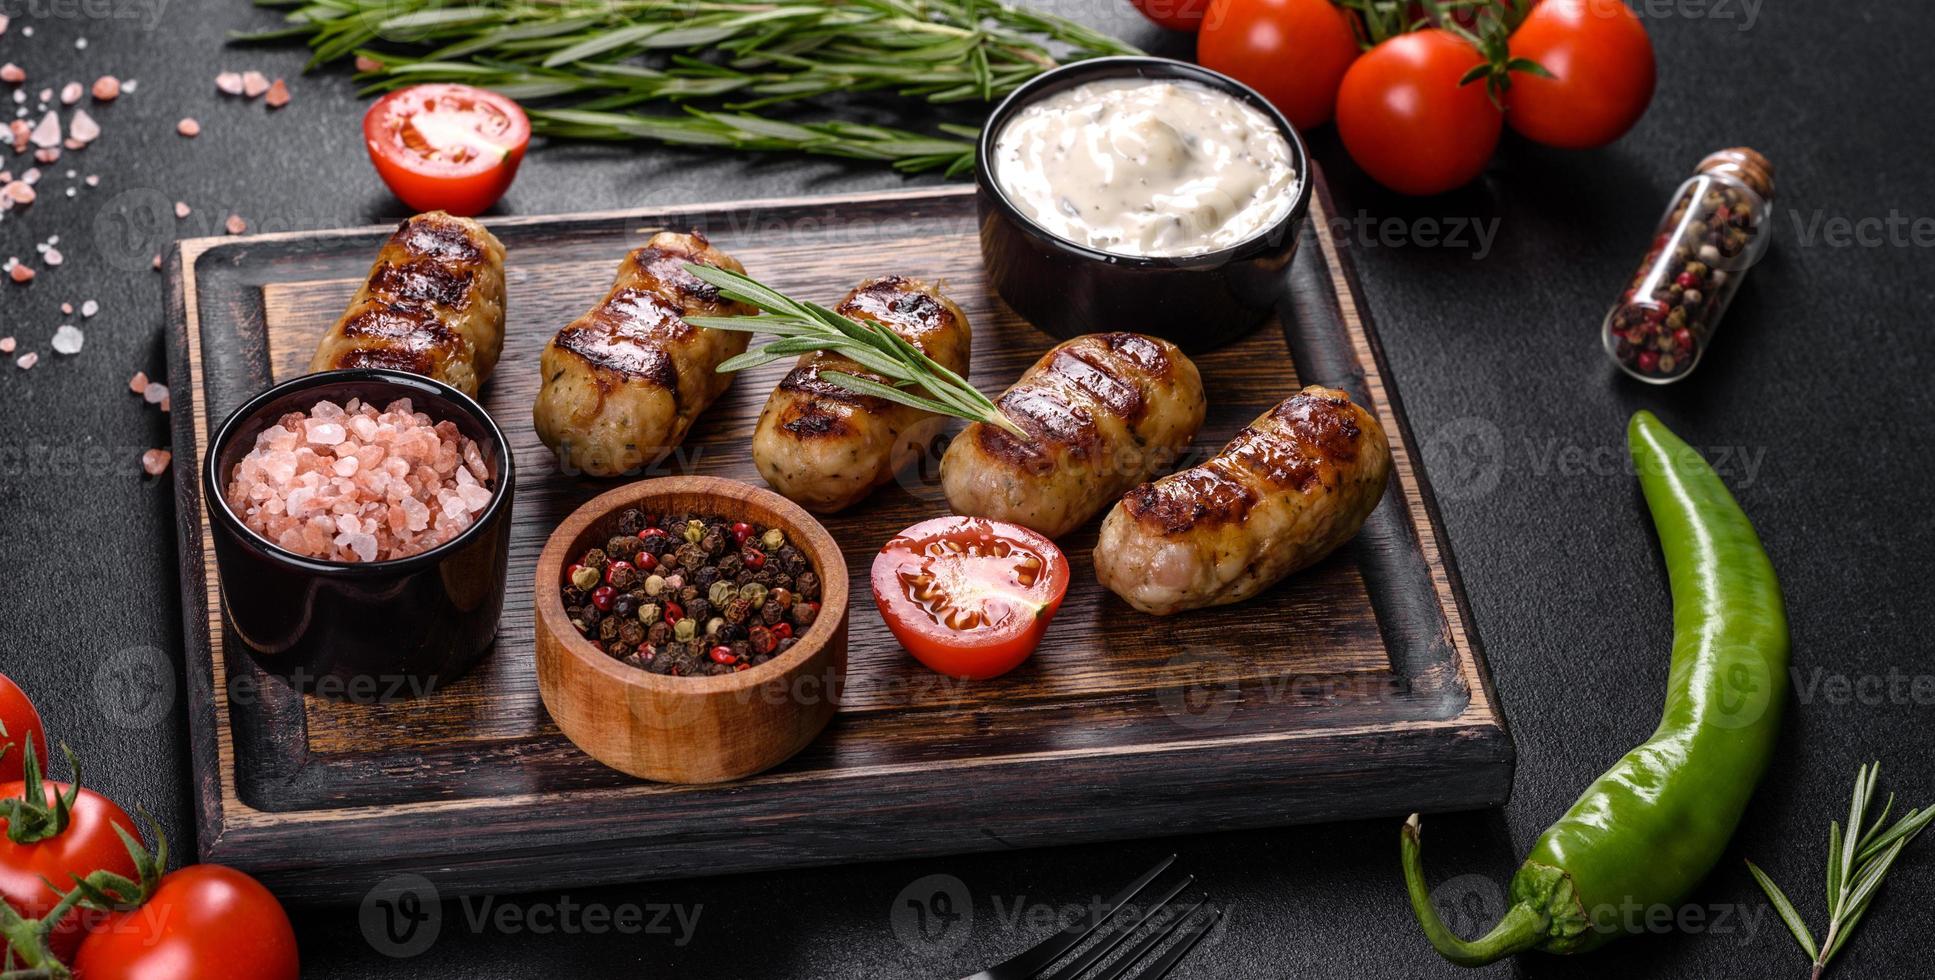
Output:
[742, 548, 766, 570]
[567, 563, 586, 583]
[734, 662, 749, 672]
[604, 559, 633, 585]
[1673, 328, 1694, 349]
[665, 601, 684, 623]
[1642, 305, 1666, 323]
[591, 586, 616, 611]
[634, 552, 658, 573]
[1675, 271, 1700, 289]
[640, 527, 669, 540]
[730, 522, 753, 544]
[709, 645, 737, 665]
[771, 622, 794, 640]
[1637, 350, 1660, 373]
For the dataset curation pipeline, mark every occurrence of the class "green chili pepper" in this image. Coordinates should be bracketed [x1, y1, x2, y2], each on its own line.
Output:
[1401, 410, 1790, 965]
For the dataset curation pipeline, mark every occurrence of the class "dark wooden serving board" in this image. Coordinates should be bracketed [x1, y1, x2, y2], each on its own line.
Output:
[166, 180, 1510, 904]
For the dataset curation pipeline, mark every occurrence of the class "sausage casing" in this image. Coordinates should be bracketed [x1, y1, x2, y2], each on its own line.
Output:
[940, 332, 1205, 538]
[1094, 385, 1391, 615]
[533, 232, 755, 477]
[752, 277, 972, 513]
[309, 211, 506, 396]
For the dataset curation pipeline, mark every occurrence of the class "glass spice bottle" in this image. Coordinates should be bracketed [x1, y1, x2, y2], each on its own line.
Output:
[1602, 147, 1775, 383]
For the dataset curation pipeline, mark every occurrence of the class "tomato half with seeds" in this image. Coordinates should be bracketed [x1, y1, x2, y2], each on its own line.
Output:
[363, 83, 529, 216]
[871, 517, 1070, 680]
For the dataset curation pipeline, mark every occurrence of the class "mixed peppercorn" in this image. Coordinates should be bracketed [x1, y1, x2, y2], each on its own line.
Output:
[1604, 147, 1774, 383]
[560, 508, 821, 677]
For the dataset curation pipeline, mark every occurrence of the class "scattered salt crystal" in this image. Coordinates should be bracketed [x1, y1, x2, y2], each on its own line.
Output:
[28, 111, 58, 148]
[141, 449, 172, 476]
[0, 15, 9, 34]
[304, 419, 347, 445]
[173, 201, 189, 218]
[36, 88, 50, 104]
[1, 181, 29, 205]
[67, 109, 97, 144]
[15, 352, 36, 369]
[73, 37, 85, 50]
[176, 117, 199, 138]
[21, 168, 38, 184]
[215, 72, 243, 96]
[32, 148, 57, 165]
[129, 370, 147, 393]
[265, 79, 290, 109]
[0, 64, 22, 85]
[121, 79, 135, 93]
[90, 76, 119, 101]
[241, 71, 269, 98]
[84, 174, 98, 187]
[50, 324, 81, 354]
[143, 381, 168, 405]
[40, 246, 58, 266]
[60, 82, 80, 105]
[60, 302, 71, 313]
[8, 263, 31, 283]
[0, 337, 12, 353]
[81, 299, 97, 317]
[150, 254, 161, 270]
[225, 214, 247, 235]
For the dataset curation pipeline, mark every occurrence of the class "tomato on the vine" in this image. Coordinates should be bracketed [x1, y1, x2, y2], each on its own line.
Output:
[1197, 0, 1360, 130]
[0, 674, 47, 785]
[872, 517, 1070, 680]
[363, 83, 530, 216]
[1128, 0, 1216, 32]
[1335, 29, 1502, 195]
[73, 864, 300, 980]
[1504, 0, 1655, 148]
[0, 759, 139, 962]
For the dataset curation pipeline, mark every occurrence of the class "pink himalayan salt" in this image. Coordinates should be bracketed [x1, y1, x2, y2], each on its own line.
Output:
[141, 448, 171, 476]
[224, 397, 494, 564]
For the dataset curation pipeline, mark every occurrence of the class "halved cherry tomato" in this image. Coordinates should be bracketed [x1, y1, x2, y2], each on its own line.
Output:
[0, 764, 139, 962]
[871, 517, 1070, 680]
[73, 864, 300, 980]
[1504, 0, 1655, 148]
[0, 673, 47, 785]
[363, 83, 529, 216]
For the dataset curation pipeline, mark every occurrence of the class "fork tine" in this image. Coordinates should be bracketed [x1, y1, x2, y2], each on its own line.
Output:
[1037, 874, 1195, 980]
[1083, 899, 1208, 980]
[1118, 908, 1221, 980]
[957, 854, 1176, 980]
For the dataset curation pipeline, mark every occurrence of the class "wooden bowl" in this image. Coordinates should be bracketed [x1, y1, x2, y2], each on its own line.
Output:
[534, 477, 849, 783]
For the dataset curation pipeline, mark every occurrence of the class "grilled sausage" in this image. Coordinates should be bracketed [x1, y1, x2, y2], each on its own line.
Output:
[752, 277, 972, 513]
[533, 232, 755, 477]
[940, 332, 1205, 538]
[1093, 385, 1391, 615]
[309, 211, 506, 397]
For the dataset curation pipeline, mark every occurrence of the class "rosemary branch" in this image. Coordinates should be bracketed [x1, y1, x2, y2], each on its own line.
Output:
[680, 264, 1027, 440]
[1747, 762, 1934, 979]
[235, 0, 1138, 173]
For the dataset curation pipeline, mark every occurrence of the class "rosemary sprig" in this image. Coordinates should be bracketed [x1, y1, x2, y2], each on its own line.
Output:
[235, 0, 1138, 173]
[1747, 762, 1934, 979]
[680, 263, 1027, 440]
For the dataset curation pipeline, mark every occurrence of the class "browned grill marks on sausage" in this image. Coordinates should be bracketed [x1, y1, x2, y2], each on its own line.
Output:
[340, 304, 459, 347]
[840, 277, 956, 342]
[778, 400, 852, 438]
[1101, 331, 1172, 378]
[1270, 392, 1362, 464]
[554, 288, 691, 392]
[367, 260, 473, 310]
[1048, 346, 1145, 424]
[778, 361, 872, 407]
[334, 346, 434, 374]
[631, 244, 725, 305]
[1122, 465, 1260, 534]
[394, 216, 484, 264]
[979, 386, 1098, 462]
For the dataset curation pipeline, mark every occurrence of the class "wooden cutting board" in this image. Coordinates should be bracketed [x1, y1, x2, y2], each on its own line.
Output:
[165, 179, 1510, 904]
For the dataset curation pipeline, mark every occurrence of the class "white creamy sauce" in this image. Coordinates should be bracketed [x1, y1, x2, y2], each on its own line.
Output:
[994, 78, 1297, 258]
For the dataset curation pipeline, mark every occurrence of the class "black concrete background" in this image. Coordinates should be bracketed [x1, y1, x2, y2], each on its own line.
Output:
[1, 0, 1930, 976]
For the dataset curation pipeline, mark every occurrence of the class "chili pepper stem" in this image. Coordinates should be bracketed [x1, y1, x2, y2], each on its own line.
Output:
[1400, 814, 1549, 966]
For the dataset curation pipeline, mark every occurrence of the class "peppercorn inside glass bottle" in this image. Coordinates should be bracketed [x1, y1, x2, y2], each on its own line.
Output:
[1603, 148, 1775, 384]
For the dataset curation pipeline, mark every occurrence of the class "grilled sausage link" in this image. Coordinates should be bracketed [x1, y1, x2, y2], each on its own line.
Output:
[752, 277, 972, 513]
[309, 211, 506, 397]
[940, 332, 1205, 539]
[533, 232, 755, 477]
[1094, 385, 1391, 615]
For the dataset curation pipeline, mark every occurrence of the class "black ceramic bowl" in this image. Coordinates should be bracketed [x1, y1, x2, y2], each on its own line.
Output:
[976, 57, 1313, 353]
[202, 369, 514, 700]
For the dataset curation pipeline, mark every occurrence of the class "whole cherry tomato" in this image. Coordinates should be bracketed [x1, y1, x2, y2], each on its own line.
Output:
[1197, 0, 1360, 130]
[1128, 0, 1215, 31]
[1504, 0, 1655, 148]
[0, 674, 47, 785]
[871, 517, 1070, 680]
[72, 864, 300, 980]
[363, 83, 530, 216]
[0, 770, 139, 962]
[1335, 29, 1502, 195]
